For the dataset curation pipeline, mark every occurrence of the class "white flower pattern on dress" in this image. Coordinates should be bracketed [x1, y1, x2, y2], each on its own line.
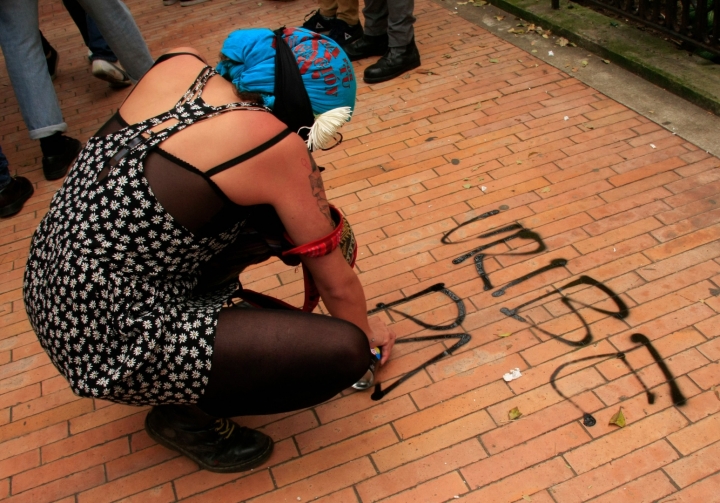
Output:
[24, 67, 268, 406]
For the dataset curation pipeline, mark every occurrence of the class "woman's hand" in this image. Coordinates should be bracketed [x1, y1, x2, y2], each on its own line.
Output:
[368, 316, 396, 365]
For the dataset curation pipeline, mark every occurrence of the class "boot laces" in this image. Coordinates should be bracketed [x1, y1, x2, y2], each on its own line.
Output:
[213, 418, 236, 440]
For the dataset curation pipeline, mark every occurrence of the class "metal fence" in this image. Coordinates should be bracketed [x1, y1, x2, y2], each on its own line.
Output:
[552, 0, 720, 56]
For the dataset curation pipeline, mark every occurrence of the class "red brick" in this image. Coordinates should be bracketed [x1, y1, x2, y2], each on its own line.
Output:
[377, 471, 468, 503]
[180, 470, 275, 503]
[373, 409, 495, 471]
[664, 440, 720, 488]
[115, 483, 175, 503]
[657, 472, 720, 502]
[462, 457, 574, 503]
[553, 440, 679, 502]
[14, 439, 128, 494]
[668, 411, 720, 455]
[394, 380, 512, 439]
[356, 439, 485, 502]
[295, 396, 415, 454]
[564, 407, 688, 474]
[252, 458, 376, 503]
[77, 457, 196, 503]
[464, 422, 590, 489]
[272, 426, 396, 487]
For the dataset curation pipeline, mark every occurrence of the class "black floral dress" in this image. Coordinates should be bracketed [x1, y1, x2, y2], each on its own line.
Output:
[24, 67, 268, 405]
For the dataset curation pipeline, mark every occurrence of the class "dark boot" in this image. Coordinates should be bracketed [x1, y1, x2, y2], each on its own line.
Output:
[0, 177, 34, 218]
[364, 39, 421, 84]
[40, 135, 82, 181]
[343, 33, 389, 62]
[145, 405, 274, 473]
[328, 19, 364, 47]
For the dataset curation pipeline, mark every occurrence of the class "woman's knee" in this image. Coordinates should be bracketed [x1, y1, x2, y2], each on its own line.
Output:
[331, 318, 370, 380]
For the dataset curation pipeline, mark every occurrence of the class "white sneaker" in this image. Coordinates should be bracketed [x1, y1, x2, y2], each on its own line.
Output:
[91, 59, 131, 88]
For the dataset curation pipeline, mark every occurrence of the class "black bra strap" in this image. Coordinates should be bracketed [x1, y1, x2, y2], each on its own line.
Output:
[205, 128, 292, 177]
[152, 51, 207, 68]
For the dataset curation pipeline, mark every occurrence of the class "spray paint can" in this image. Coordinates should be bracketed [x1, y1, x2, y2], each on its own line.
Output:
[352, 347, 381, 390]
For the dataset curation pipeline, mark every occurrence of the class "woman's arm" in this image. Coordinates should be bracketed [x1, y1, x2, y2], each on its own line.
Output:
[214, 130, 396, 362]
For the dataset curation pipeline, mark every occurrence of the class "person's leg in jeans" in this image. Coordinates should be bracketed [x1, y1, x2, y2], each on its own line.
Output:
[0, 0, 66, 140]
[61, 0, 132, 87]
[75, 0, 153, 82]
[0, 0, 82, 180]
[0, 145, 34, 218]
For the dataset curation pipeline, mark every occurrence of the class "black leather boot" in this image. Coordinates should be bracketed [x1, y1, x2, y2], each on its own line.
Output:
[41, 135, 82, 181]
[0, 177, 34, 218]
[145, 405, 274, 473]
[343, 33, 389, 61]
[363, 39, 421, 84]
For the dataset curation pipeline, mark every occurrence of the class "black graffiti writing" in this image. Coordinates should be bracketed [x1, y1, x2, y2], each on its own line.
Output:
[500, 275, 629, 347]
[371, 333, 471, 401]
[548, 333, 687, 421]
[368, 283, 466, 330]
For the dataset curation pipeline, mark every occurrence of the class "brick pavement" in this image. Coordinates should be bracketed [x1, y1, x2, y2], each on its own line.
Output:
[1, 0, 719, 501]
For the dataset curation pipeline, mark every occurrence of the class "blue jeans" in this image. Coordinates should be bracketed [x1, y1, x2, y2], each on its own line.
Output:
[0, 0, 153, 140]
[61, 0, 117, 62]
[0, 145, 11, 190]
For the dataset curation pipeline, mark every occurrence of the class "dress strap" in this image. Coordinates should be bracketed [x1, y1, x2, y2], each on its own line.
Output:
[205, 128, 292, 177]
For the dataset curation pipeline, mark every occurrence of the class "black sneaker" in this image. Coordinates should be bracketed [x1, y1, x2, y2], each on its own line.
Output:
[0, 177, 34, 218]
[364, 39, 421, 84]
[303, 10, 335, 33]
[41, 136, 82, 181]
[145, 406, 274, 473]
[328, 20, 364, 47]
[344, 33, 389, 62]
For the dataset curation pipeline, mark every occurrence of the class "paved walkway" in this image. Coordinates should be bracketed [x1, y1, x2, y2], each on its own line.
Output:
[1, 0, 719, 502]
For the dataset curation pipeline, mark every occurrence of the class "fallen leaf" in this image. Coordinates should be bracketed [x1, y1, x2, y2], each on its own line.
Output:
[478, 177, 485, 181]
[540, 187, 551, 193]
[475, 102, 482, 109]
[581, 59, 588, 66]
[463, 178, 469, 181]
[443, 54, 452, 59]
[528, 151, 539, 157]
[542, 33, 549, 39]
[456, 1, 468, 4]
[569, 42, 577, 47]
[523, 496, 532, 502]
[712, 385, 720, 401]
[585, 124, 594, 129]
[556, 37, 569, 46]
[495, 15, 505, 21]
[609, 407, 626, 427]
[508, 407, 522, 420]
[489, 58, 500, 63]
[463, 184, 472, 189]
[516, 160, 523, 164]
[531, 40, 537, 46]
[531, 49, 537, 53]
[498, 332, 512, 338]
[471, 167, 479, 171]
[602, 59, 610, 64]
[572, 67, 578, 72]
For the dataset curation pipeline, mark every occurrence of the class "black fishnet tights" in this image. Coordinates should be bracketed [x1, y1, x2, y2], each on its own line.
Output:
[197, 307, 370, 418]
